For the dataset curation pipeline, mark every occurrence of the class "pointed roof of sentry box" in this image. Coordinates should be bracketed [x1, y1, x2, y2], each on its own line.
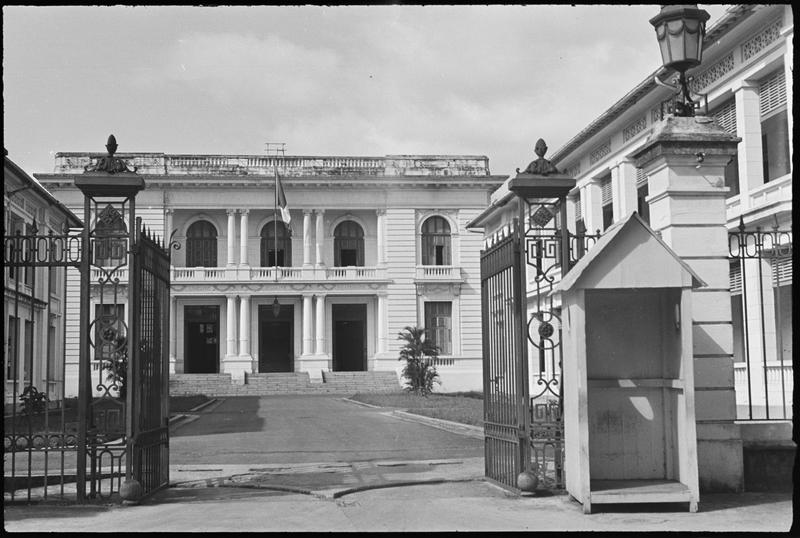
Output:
[553, 211, 706, 293]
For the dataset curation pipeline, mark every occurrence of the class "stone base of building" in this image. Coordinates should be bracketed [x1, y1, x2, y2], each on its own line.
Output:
[696, 422, 744, 492]
[223, 355, 255, 384]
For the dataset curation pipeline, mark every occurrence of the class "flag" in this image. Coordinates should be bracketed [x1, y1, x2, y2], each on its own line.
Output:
[275, 166, 291, 224]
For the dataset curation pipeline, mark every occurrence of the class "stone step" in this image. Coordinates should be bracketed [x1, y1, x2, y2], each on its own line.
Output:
[169, 370, 401, 396]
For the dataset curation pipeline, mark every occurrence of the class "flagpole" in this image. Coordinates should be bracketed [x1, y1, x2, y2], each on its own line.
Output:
[274, 162, 278, 284]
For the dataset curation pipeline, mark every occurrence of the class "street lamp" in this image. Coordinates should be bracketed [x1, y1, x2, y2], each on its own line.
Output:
[650, 4, 711, 117]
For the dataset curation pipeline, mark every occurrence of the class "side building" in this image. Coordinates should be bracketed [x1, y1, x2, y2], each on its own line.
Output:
[469, 4, 792, 491]
[35, 152, 505, 395]
[4, 149, 82, 406]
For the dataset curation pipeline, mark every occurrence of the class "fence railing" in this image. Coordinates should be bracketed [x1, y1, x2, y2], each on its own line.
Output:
[729, 219, 792, 421]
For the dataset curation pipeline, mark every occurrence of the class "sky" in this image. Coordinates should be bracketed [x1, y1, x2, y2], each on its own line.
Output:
[3, 4, 730, 179]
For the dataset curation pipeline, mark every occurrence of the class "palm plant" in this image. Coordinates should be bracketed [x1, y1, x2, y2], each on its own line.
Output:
[397, 326, 440, 395]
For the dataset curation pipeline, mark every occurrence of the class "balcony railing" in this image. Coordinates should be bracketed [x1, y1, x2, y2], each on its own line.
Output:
[90, 265, 391, 284]
[54, 153, 491, 177]
[414, 265, 462, 281]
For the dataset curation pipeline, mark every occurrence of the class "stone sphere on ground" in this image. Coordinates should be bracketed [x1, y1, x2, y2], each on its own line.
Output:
[517, 470, 539, 492]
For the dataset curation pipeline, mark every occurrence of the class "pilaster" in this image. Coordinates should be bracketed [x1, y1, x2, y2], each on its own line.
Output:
[239, 209, 249, 266]
[226, 209, 236, 266]
[612, 159, 639, 219]
[303, 210, 313, 267]
[733, 81, 763, 205]
[630, 114, 743, 492]
[315, 210, 325, 267]
[581, 180, 603, 234]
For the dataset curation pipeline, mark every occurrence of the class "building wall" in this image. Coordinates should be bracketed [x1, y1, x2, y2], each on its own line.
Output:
[36, 155, 504, 394]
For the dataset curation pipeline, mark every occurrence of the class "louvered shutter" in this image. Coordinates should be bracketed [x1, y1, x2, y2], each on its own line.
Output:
[760, 70, 787, 117]
[601, 178, 612, 206]
[711, 99, 737, 134]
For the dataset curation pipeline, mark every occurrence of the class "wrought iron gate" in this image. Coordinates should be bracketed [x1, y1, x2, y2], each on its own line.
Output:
[480, 221, 530, 491]
[4, 142, 170, 503]
[127, 218, 171, 498]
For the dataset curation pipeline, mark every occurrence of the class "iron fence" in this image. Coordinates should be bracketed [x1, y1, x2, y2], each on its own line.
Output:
[728, 218, 792, 420]
[4, 223, 82, 502]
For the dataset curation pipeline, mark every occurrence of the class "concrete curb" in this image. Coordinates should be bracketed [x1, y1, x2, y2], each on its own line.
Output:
[341, 397, 485, 439]
[390, 410, 484, 439]
[339, 397, 383, 409]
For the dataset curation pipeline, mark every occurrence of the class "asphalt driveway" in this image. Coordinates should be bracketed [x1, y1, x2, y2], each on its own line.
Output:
[170, 395, 484, 465]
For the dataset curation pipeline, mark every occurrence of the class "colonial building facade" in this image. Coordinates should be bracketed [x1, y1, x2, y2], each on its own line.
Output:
[4, 150, 82, 404]
[36, 153, 505, 395]
[469, 4, 792, 491]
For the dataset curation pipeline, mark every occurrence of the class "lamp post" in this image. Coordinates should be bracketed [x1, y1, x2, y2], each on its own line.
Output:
[650, 4, 711, 117]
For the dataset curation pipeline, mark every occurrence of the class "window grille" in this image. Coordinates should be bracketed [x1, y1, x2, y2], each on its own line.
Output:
[760, 70, 787, 117]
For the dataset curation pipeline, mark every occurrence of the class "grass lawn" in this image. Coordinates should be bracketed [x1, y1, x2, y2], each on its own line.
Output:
[349, 391, 484, 427]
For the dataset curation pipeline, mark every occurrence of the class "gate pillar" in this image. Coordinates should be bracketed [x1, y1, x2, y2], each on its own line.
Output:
[629, 116, 743, 492]
[74, 135, 144, 502]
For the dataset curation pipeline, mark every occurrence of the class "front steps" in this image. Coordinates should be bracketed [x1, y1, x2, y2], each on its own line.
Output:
[169, 371, 401, 397]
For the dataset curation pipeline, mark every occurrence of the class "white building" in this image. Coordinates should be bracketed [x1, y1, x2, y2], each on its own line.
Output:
[36, 153, 505, 394]
[469, 4, 792, 490]
[4, 150, 82, 405]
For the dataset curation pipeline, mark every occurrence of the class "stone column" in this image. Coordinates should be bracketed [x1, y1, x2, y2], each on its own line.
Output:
[303, 210, 313, 267]
[733, 81, 763, 207]
[315, 294, 326, 355]
[377, 293, 387, 354]
[302, 294, 313, 355]
[581, 181, 603, 234]
[630, 115, 742, 492]
[315, 210, 325, 266]
[611, 159, 639, 220]
[376, 209, 386, 266]
[226, 294, 237, 358]
[169, 296, 177, 374]
[238, 295, 251, 359]
[239, 209, 249, 266]
[226, 210, 236, 266]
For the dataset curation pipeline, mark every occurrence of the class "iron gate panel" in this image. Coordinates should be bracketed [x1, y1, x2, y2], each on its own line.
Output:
[128, 218, 171, 498]
[480, 222, 530, 492]
[3, 223, 82, 502]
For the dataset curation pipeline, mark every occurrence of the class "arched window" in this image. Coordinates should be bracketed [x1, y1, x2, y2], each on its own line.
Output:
[186, 220, 218, 267]
[95, 204, 127, 267]
[334, 221, 364, 267]
[260, 221, 292, 267]
[421, 216, 451, 266]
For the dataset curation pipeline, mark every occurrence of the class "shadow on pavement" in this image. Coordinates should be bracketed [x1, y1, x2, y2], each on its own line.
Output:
[171, 397, 265, 437]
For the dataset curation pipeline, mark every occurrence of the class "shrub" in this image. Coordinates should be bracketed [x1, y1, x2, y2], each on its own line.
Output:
[19, 385, 49, 416]
[397, 326, 440, 396]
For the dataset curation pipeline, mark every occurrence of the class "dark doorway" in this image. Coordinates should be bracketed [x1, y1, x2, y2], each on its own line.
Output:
[258, 304, 294, 372]
[184, 305, 220, 373]
[332, 303, 367, 371]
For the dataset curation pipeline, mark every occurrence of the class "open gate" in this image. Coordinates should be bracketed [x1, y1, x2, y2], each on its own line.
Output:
[127, 218, 171, 498]
[480, 220, 530, 491]
[4, 139, 170, 503]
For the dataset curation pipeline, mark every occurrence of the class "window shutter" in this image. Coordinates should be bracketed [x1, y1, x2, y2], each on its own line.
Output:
[760, 70, 787, 117]
[636, 168, 648, 188]
[574, 195, 582, 220]
[729, 263, 742, 295]
[711, 99, 737, 134]
[601, 178, 612, 206]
